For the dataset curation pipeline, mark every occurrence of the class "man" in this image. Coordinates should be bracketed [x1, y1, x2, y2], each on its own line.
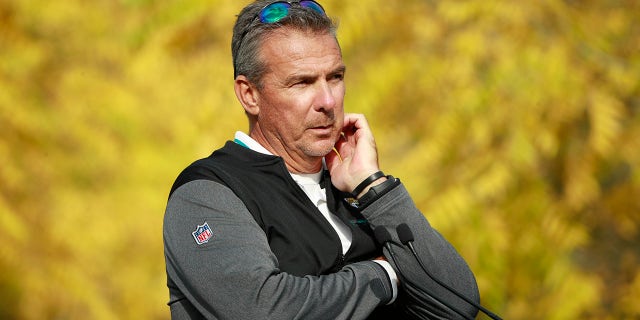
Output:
[163, 1, 480, 319]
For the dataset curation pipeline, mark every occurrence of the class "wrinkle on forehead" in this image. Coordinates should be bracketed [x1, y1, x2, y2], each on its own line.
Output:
[258, 28, 343, 83]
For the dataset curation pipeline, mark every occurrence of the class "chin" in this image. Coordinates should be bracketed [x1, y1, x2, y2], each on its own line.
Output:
[299, 130, 340, 157]
[305, 146, 334, 157]
[301, 141, 336, 157]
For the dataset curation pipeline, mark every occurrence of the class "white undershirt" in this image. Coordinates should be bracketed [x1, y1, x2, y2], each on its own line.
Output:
[290, 172, 354, 254]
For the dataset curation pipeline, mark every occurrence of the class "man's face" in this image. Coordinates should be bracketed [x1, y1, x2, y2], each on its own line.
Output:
[254, 28, 345, 161]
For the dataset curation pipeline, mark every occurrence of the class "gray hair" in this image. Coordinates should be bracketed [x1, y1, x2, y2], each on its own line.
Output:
[231, 0, 338, 87]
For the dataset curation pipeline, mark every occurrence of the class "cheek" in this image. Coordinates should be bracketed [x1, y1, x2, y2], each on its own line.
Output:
[273, 106, 307, 134]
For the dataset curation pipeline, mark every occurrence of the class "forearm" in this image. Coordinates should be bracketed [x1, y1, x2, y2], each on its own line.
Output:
[164, 180, 393, 320]
[360, 182, 480, 318]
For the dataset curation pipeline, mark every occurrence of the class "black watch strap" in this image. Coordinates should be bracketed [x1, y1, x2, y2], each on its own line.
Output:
[355, 176, 400, 210]
[351, 171, 385, 197]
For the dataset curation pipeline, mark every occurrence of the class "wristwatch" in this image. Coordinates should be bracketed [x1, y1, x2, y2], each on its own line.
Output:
[354, 175, 400, 210]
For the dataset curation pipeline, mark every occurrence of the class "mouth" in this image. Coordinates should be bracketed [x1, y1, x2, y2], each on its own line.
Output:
[309, 124, 335, 135]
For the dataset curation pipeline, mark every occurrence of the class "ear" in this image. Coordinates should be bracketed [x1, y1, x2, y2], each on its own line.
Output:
[234, 75, 260, 116]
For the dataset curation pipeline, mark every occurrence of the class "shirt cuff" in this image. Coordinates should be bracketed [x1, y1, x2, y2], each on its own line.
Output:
[372, 259, 399, 304]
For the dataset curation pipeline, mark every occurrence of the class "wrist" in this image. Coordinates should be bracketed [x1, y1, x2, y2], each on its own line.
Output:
[351, 171, 385, 198]
[355, 176, 387, 199]
[353, 176, 400, 210]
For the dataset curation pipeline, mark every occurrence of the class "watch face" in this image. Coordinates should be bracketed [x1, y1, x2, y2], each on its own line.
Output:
[344, 197, 359, 208]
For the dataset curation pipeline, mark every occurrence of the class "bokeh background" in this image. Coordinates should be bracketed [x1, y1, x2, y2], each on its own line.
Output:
[1, 0, 639, 319]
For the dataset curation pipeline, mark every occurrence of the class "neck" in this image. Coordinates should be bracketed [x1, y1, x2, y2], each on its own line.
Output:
[248, 128, 323, 174]
[285, 160, 323, 174]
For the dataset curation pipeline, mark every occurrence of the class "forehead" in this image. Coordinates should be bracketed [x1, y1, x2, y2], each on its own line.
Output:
[258, 28, 343, 79]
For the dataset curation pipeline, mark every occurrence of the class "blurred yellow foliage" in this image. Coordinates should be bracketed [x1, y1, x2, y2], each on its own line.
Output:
[1, 0, 639, 319]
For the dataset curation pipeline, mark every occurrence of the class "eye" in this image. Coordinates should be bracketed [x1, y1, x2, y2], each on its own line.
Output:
[292, 79, 311, 87]
[290, 76, 314, 87]
[329, 72, 344, 82]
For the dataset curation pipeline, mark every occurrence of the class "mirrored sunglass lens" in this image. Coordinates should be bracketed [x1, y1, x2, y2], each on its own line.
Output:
[260, 2, 291, 23]
[300, 1, 325, 15]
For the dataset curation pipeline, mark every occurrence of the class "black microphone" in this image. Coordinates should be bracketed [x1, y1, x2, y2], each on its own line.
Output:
[374, 226, 393, 245]
[396, 223, 503, 320]
[374, 226, 472, 320]
[396, 223, 415, 244]
[374, 226, 401, 275]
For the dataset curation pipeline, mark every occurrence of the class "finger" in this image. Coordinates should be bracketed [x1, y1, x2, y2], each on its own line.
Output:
[326, 146, 347, 174]
[343, 113, 372, 140]
[324, 149, 339, 172]
[342, 113, 363, 131]
[331, 138, 350, 164]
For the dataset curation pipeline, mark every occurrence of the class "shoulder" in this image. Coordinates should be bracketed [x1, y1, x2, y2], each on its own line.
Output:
[168, 156, 226, 199]
[168, 179, 246, 214]
[168, 142, 244, 198]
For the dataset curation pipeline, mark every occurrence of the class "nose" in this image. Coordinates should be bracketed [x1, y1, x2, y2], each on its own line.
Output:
[313, 80, 337, 113]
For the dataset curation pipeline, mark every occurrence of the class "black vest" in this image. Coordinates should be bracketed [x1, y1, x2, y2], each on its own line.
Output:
[169, 141, 382, 277]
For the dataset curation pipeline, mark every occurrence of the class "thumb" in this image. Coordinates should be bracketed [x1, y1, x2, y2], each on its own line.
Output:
[324, 148, 341, 173]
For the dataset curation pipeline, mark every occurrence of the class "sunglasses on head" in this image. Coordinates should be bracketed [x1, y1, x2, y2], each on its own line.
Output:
[257, 0, 326, 23]
[234, 0, 327, 77]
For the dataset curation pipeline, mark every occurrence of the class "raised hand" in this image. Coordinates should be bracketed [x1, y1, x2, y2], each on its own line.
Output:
[325, 113, 384, 195]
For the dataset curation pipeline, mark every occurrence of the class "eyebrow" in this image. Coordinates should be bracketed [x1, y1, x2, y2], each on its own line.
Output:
[332, 65, 347, 76]
[283, 65, 346, 85]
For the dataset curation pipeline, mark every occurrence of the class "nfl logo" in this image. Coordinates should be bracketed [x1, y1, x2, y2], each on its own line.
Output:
[192, 222, 213, 245]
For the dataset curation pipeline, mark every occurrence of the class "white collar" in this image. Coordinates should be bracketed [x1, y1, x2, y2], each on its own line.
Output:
[234, 131, 272, 155]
